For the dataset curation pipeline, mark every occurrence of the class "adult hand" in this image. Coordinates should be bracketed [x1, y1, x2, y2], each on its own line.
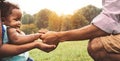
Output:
[35, 41, 56, 52]
[40, 31, 60, 50]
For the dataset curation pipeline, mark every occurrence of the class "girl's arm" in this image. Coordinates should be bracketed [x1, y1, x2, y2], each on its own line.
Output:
[8, 28, 41, 45]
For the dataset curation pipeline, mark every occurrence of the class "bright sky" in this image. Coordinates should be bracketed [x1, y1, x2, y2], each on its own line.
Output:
[6, 0, 102, 15]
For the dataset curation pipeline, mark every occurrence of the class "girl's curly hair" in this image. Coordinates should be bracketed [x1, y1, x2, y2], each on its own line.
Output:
[0, 0, 19, 19]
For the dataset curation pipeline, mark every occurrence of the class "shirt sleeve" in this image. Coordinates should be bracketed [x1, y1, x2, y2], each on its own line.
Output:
[103, 0, 120, 14]
[91, 12, 120, 34]
[91, 0, 120, 34]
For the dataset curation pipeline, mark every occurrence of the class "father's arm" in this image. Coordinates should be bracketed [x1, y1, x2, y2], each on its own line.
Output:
[57, 24, 109, 41]
[41, 24, 109, 43]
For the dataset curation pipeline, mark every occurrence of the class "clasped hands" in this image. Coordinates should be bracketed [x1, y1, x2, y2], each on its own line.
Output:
[39, 30, 60, 52]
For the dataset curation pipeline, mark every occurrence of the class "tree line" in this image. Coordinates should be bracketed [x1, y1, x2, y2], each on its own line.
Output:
[21, 5, 101, 34]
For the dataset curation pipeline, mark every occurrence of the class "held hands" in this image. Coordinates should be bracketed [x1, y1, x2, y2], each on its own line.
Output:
[39, 31, 60, 52]
[32, 29, 58, 53]
[41, 31, 60, 45]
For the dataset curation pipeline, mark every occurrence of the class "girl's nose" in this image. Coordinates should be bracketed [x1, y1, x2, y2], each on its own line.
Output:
[17, 21, 21, 26]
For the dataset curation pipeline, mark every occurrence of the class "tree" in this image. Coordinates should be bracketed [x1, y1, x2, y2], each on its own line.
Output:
[21, 12, 34, 24]
[20, 24, 39, 34]
[71, 13, 89, 29]
[34, 9, 52, 29]
[60, 15, 73, 31]
[48, 12, 62, 31]
[75, 5, 101, 23]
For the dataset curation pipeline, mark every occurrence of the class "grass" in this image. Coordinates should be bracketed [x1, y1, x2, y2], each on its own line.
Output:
[29, 40, 93, 61]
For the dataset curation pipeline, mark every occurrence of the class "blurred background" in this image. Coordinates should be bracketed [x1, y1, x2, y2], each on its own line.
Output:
[6, 0, 102, 61]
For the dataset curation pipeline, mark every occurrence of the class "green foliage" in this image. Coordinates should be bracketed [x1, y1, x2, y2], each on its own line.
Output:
[75, 5, 101, 23]
[71, 13, 89, 29]
[30, 41, 93, 61]
[21, 5, 101, 33]
[20, 24, 39, 34]
[48, 12, 62, 31]
[34, 9, 52, 29]
[60, 15, 73, 31]
[22, 12, 34, 24]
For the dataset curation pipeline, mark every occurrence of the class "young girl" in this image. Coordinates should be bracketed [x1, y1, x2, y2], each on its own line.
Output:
[1, 1, 55, 61]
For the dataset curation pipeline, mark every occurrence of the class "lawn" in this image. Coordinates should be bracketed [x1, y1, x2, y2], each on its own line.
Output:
[29, 40, 93, 61]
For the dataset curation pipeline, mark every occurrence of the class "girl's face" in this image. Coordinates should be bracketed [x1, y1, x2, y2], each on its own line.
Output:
[4, 9, 22, 28]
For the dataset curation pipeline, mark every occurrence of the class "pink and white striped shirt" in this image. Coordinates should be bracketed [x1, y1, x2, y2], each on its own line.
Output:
[92, 0, 120, 34]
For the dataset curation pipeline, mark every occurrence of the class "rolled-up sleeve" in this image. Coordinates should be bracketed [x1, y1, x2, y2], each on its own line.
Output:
[91, 0, 120, 34]
[91, 12, 120, 34]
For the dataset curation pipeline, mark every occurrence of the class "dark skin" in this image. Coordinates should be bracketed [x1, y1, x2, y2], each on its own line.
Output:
[0, 21, 1, 46]
[0, 2, 2, 47]
[88, 37, 120, 61]
[40, 24, 109, 42]
[0, 8, 56, 58]
[40, 24, 120, 61]
[0, 41, 55, 58]
[4, 9, 41, 45]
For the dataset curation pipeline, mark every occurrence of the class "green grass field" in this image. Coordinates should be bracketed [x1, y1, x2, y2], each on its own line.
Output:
[29, 41, 93, 61]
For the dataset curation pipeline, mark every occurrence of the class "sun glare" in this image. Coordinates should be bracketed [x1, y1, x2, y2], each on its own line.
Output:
[7, 0, 102, 15]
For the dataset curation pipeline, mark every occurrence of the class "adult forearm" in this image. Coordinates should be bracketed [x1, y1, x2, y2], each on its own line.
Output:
[0, 9, 2, 47]
[0, 42, 37, 58]
[58, 24, 109, 41]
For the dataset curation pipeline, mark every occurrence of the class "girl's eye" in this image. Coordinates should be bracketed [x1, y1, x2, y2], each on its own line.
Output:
[14, 19, 17, 21]
[15, 19, 20, 21]
[17, 18, 21, 21]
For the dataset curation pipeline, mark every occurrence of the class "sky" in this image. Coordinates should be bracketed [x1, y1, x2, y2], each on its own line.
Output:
[6, 0, 102, 15]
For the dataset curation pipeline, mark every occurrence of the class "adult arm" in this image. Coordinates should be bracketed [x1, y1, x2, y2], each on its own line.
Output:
[0, 42, 37, 58]
[0, 1, 2, 47]
[0, 41, 56, 58]
[57, 24, 109, 41]
[41, 24, 109, 44]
